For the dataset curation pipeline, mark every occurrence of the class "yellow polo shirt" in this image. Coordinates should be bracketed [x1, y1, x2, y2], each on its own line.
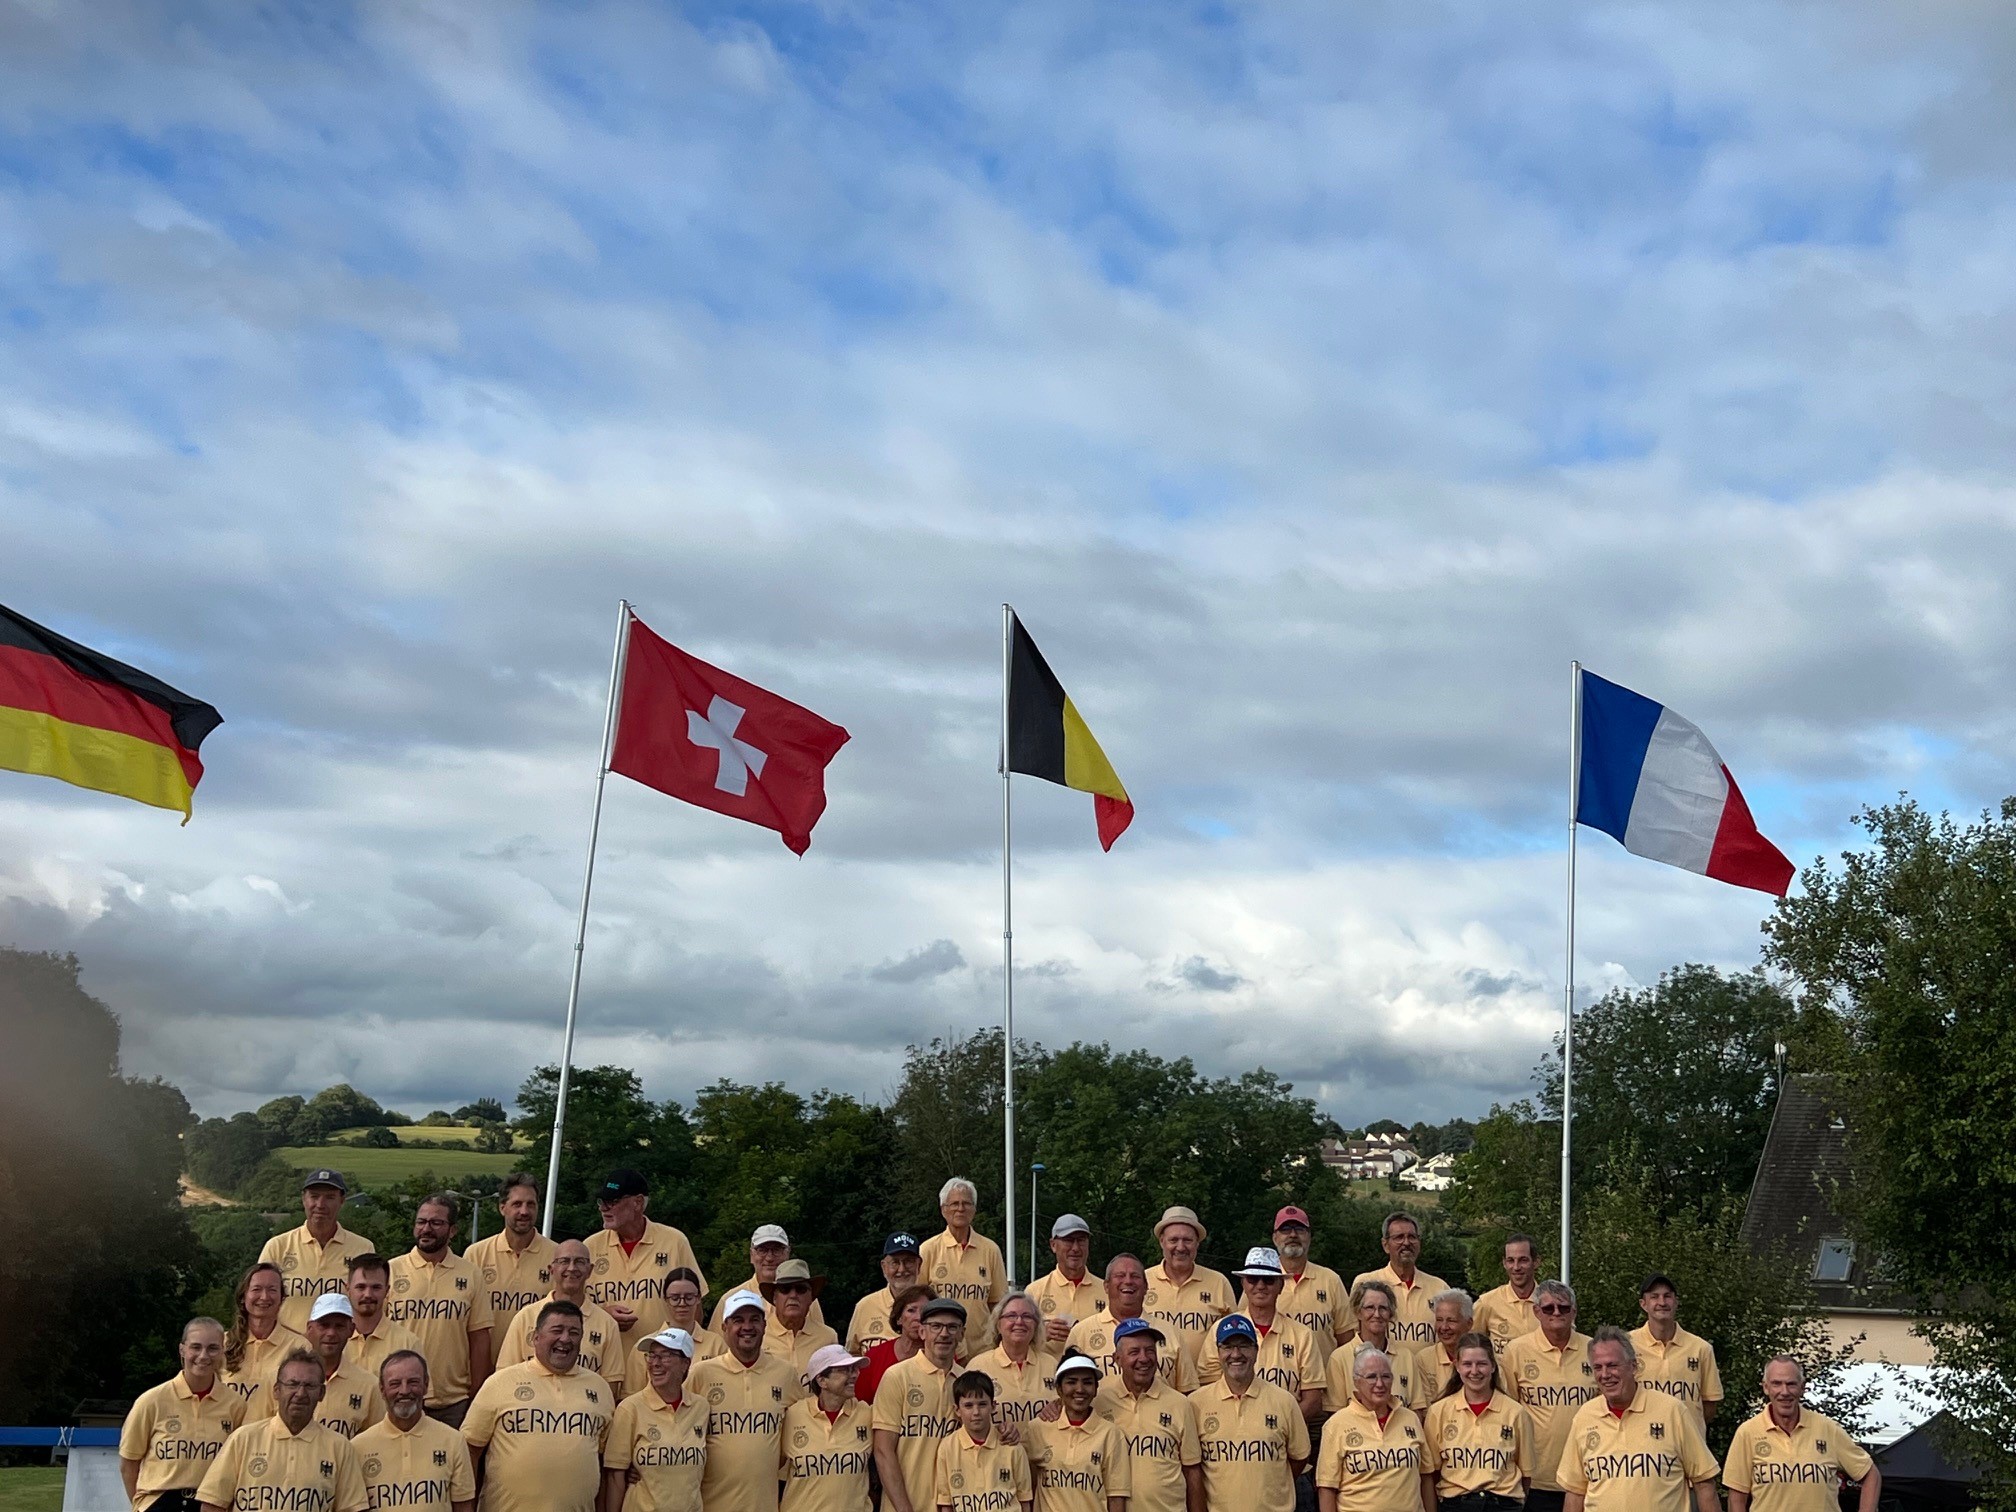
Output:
[585, 1221, 707, 1341]
[387, 1248, 494, 1408]
[1191, 1376, 1310, 1512]
[1349, 1267, 1447, 1354]
[347, 1318, 425, 1379]
[625, 1326, 726, 1395]
[462, 1357, 613, 1512]
[195, 1414, 368, 1512]
[603, 1384, 709, 1512]
[1314, 1399, 1429, 1512]
[1195, 1312, 1319, 1395]
[1416, 1342, 1461, 1402]
[847, 1288, 901, 1354]
[1024, 1268, 1107, 1333]
[1501, 1329, 1596, 1493]
[118, 1373, 243, 1506]
[1094, 1376, 1199, 1512]
[765, 1315, 842, 1382]
[221, 1324, 308, 1408]
[871, 1352, 959, 1512]
[933, 1427, 1032, 1512]
[1557, 1390, 1718, 1512]
[1065, 1314, 1198, 1393]
[967, 1347, 1059, 1428]
[781, 1395, 875, 1512]
[919, 1230, 1008, 1355]
[710, 1276, 830, 1333]
[1472, 1285, 1537, 1360]
[1324, 1340, 1424, 1413]
[465, 1232, 560, 1326]
[1278, 1261, 1355, 1365]
[1423, 1391, 1535, 1500]
[690, 1348, 801, 1512]
[352, 1411, 477, 1511]
[246, 1356, 385, 1438]
[1141, 1264, 1234, 1367]
[497, 1294, 625, 1396]
[1628, 1327, 1724, 1428]
[261, 1222, 373, 1334]
[1723, 1409, 1874, 1512]
[1020, 1411, 1130, 1512]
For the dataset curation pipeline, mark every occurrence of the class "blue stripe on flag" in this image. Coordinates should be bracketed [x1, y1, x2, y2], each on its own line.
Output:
[1576, 670, 1662, 843]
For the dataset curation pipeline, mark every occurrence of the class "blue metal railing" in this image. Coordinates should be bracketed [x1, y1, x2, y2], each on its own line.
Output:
[0, 1427, 121, 1446]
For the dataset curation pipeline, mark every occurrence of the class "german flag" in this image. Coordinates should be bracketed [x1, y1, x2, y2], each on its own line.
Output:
[1005, 610, 1133, 849]
[0, 604, 221, 821]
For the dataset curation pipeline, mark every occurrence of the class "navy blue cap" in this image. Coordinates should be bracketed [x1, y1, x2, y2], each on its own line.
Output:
[883, 1232, 922, 1257]
[301, 1168, 347, 1193]
[1112, 1317, 1164, 1344]
[1215, 1314, 1259, 1346]
[600, 1169, 648, 1199]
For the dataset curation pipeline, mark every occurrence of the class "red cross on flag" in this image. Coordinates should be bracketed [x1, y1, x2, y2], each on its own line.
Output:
[609, 614, 850, 854]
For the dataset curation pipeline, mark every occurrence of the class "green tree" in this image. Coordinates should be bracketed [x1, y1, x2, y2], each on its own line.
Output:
[457, 1098, 508, 1125]
[1764, 798, 2016, 1500]
[1444, 1100, 1560, 1284]
[514, 1065, 702, 1242]
[185, 1112, 280, 1193]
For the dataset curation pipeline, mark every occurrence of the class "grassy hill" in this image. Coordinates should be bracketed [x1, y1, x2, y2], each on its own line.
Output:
[274, 1145, 520, 1182]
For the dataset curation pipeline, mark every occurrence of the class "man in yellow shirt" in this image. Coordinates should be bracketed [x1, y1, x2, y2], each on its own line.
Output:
[389, 1195, 496, 1426]
[1558, 1328, 1718, 1512]
[465, 1175, 558, 1327]
[920, 1178, 1009, 1357]
[1413, 1290, 1474, 1402]
[259, 1169, 371, 1333]
[495, 1239, 625, 1399]
[603, 1326, 709, 1512]
[1094, 1318, 1202, 1512]
[688, 1289, 802, 1512]
[765, 1259, 842, 1379]
[463, 1300, 613, 1512]
[586, 1169, 708, 1345]
[1143, 1206, 1232, 1372]
[1273, 1205, 1356, 1369]
[874, 1296, 967, 1512]
[1724, 1356, 1879, 1512]
[781, 1342, 876, 1512]
[1472, 1236, 1540, 1362]
[1501, 1281, 1595, 1512]
[934, 1372, 1033, 1512]
[1190, 1314, 1310, 1512]
[1628, 1276, 1723, 1431]
[119, 1316, 241, 1512]
[197, 1351, 369, 1512]
[353, 1349, 478, 1512]
[346, 1254, 425, 1378]
[1020, 1354, 1129, 1512]
[1313, 1345, 1432, 1512]
[245, 1294, 385, 1439]
[848, 1233, 924, 1354]
[712, 1223, 831, 1332]
[1025, 1215, 1106, 1350]
[1351, 1215, 1446, 1356]
[1066, 1256, 1197, 1392]
[1194, 1247, 1321, 1420]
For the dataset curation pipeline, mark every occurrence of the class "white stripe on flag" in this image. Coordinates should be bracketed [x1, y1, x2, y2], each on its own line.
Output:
[1621, 707, 1729, 875]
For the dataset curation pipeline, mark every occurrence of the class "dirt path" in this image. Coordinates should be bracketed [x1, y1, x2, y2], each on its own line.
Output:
[179, 1175, 235, 1208]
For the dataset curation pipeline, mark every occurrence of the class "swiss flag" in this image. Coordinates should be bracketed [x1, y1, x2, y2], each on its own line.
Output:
[609, 616, 850, 855]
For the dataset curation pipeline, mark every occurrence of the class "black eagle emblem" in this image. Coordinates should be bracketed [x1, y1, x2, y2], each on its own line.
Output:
[1265, 1415, 1279, 1430]
[772, 1387, 785, 1402]
[320, 1461, 335, 1477]
[456, 1277, 468, 1291]
[433, 1450, 448, 1466]
[1159, 1414, 1173, 1428]
[1650, 1424, 1665, 1440]
[1500, 1426, 1514, 1441]
[655, 1253, 669, 1266]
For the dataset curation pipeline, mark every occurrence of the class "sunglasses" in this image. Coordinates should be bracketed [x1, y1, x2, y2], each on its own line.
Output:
[1535, 1304, 1572, 1315]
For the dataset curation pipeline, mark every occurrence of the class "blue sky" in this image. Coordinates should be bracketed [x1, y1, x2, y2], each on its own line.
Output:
[4, 0, 2016, 1127]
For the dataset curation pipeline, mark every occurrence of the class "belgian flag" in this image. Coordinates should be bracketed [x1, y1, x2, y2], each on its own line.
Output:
[1005, 611, 1133, 849]
[0, 603, 222, 821]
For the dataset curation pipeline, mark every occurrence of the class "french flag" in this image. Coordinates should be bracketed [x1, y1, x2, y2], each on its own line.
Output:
[1575, 669, 1794, 897]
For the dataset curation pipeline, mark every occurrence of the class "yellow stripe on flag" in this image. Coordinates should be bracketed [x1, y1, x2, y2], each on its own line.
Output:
[0, 706, 197, 818]
[1060, 697, 1129, 802]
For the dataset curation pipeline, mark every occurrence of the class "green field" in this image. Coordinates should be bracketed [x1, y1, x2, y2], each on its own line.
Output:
[387, 1124, 488, 1144]
[0, 1467, 62, 1512]
[275, 1145, 519, 1182]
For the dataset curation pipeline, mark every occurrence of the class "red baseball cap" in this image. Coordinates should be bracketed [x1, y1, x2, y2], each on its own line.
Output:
[1273, 1205, 1311, 1229]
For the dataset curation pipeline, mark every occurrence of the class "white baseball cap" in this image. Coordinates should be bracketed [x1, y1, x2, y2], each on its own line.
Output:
[1050, 1214, 1091, 1238]
[1055, 1353, 1102, 1379]
[308, 1293, 355, 1322]
[721, 1288, 767, 1319]
[803, 1343, 869, 1382]
[751, 1224, 790, 1248]
[641, 1327, 695, 1358]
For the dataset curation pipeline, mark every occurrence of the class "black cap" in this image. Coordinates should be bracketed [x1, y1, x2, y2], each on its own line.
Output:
[1639, 1271, 1678, 1297]
[600, 1169, 648, 1200]
[301, 1168, 347, 1194]
[883, 1232, 921, 1257]
[920, 1297, 967, 1323]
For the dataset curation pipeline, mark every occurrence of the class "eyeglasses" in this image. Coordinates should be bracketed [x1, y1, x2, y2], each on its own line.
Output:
[1535, 1304, 1572, 1315]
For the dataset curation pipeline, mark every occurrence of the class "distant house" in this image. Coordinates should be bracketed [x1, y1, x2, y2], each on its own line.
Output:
[1739, 1073, 1929, 1366]
[1399, 1152, 1457, 1191]
[1319, 1133, 1421, 1180]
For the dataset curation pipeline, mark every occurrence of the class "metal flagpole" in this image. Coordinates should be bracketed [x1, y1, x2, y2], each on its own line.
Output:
[1001, 603, 1018, 1288]
[542, 599, 634, 1237]
[1560, 660, 1583, 1284]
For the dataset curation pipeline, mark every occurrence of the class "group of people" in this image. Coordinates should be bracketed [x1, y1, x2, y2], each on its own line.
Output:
[117, 1167, 1880, 1512]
